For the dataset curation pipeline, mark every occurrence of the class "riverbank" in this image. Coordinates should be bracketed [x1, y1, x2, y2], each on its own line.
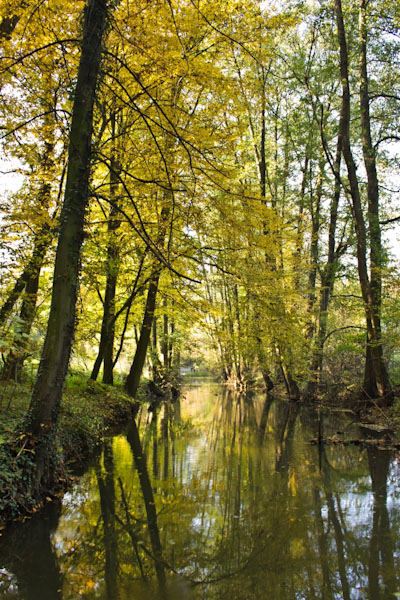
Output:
[0, 375, 136, 526]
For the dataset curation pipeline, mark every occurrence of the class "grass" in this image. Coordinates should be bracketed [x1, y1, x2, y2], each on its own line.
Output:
[0, 373, 136, 525]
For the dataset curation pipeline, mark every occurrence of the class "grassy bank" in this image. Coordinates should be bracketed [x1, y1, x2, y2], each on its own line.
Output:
[0, 375, 136, 525]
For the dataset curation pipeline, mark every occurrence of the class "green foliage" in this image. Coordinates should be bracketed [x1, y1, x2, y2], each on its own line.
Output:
[0, 443, 36, 522]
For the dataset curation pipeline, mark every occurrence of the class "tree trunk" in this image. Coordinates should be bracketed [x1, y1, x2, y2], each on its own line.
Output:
[123, 79, 181, 398]
[0, 224, 51, 327]
[1, 263, 41, 382]
[102, 216, 119, 384]
[334, 0, 391, 404]
[91, 111, 121, 385]
[23, 0, 109, 493]
[1, 133, 55, 381]
[307, 151, 323, 338]
[358, 0, 391, 401]
[162, 300, 169, 371]
[168, 316, 174, 372]
[306, 134, 342, 396]
[125, 269, 161, 398]
[91, 203, 120, 384]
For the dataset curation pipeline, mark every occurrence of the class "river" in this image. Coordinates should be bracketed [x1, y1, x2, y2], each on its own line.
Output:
[0, 380, 399, 599]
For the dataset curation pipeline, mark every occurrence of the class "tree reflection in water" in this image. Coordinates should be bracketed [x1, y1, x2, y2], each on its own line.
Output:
[367, 445, 397, 600]
[0, 381, 400, 599]
[96, 440, 118, 599]
[0, 500, 62, 600]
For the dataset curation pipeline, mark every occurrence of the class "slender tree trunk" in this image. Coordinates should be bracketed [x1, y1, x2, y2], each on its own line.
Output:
[91, 202, 120, 384]
[1, 135, 55, 381]
[307, 134, 342, 396]
[102, 265, 117, 384]
[149, 316, 163, 382]
[334, 0, 391, 404]
[162, 298, 169, 371]
[280, 361, 300, 402]
[102, 206, 120, 384]
[168, 316, 174, 371]
[91, 253, 148, 380]
[358, 0, 391, 401]
[123, 79, 182, 398]
[91, 112, 121, 384]
[0, 224, 51, 327]
[125, 269, 161, 398]
[307, 152, 323, 337]
[23, 0, 109, 493]
[1, 265, 41, 382]
[294, 154, 309, 289]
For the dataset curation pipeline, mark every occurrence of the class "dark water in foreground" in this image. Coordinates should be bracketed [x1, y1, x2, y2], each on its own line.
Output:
[0, 380, 400, 599]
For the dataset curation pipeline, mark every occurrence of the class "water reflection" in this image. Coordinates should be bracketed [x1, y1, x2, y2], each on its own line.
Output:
[0, 381, 400, 599]
[126, 419, 166, 593]
[0, 501, 62, 599]
[96, 441, 118, 599]
[367, 446, 397, 599]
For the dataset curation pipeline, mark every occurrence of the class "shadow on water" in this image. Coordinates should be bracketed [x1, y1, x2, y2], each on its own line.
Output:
[1, 381, 400, 599]
[0, 501, 62, 599]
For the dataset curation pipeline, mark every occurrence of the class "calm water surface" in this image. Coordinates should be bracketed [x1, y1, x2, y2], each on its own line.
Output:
[1, 380, 400, 599]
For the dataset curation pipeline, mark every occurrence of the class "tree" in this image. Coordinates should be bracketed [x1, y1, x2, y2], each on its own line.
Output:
[334, 0, 392, 403]
[23, 0, 111, 495]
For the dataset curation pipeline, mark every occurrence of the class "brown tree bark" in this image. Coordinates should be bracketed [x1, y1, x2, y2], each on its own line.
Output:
[334, 0, 391, 404]
[358, 0, 391, 401]
[23, 0, 110, 494]
[125, 268, 161, 398]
